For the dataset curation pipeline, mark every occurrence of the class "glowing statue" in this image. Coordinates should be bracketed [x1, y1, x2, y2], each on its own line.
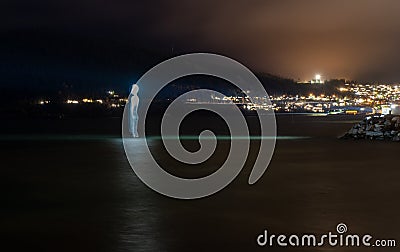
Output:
[128, 84, 139, 137]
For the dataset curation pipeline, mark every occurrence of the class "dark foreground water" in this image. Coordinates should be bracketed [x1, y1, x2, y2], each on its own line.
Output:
[1, 115, 399, 251]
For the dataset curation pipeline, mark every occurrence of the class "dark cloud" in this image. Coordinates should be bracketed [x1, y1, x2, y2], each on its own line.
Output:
[2, 0, 400, 83]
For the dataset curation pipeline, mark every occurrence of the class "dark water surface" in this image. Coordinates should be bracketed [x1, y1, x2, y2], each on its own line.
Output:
[1, 115, 399, 251]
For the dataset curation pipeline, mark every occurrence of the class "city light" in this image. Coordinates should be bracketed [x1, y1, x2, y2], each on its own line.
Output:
[38, 100, 50, 105]
[39, 82, 400, 115]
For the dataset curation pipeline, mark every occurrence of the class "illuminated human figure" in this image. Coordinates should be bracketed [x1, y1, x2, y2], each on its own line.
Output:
[129, 84, 139, 137]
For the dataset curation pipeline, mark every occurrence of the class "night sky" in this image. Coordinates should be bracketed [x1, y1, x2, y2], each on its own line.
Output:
[2, 0, 400, 88]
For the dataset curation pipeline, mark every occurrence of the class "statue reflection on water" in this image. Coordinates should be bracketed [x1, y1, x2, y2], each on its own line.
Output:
[128, 84, 139, 138]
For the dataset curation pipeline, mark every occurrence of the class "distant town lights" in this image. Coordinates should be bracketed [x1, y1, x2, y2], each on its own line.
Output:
[315, 74, 321, 80]
[82, 98, 93, 103]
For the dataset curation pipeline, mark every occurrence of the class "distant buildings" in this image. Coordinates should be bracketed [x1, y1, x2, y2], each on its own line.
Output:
[297, 74, 325, 84]
[62, 90, 127, 108]
[381, 104, 400, 115]
[34, 82, 400, 115]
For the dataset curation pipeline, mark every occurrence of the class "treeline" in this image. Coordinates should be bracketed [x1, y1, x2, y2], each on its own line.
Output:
[153, 73, 347, 99]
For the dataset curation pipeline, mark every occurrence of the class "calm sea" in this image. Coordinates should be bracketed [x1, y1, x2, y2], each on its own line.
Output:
[1, 115, 399, 251]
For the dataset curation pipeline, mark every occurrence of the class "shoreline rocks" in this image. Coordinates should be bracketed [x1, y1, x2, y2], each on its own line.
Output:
[340, 114, 400, 141]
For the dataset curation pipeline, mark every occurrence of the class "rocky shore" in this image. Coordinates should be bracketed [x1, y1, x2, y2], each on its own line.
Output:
[341, 114, 400, 141]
